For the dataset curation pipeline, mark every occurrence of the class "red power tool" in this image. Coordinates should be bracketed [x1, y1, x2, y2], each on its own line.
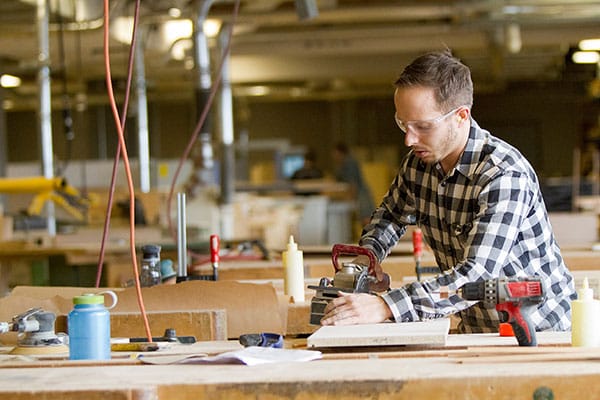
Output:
[307, 244, 391, 325]
[460, 277, 545, 346]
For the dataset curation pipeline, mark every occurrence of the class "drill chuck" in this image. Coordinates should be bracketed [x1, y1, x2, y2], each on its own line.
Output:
[461, 279, 498, 308]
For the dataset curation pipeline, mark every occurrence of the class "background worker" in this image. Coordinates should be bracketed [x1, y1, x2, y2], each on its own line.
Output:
[321, 49, 576, 333]
[291, 149, 323, 180]
[332, 142, 375, 227]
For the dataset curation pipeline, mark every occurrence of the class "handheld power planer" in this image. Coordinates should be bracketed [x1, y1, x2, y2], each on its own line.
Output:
[460, 277, 545, 346]
[308, 244, 391, 325]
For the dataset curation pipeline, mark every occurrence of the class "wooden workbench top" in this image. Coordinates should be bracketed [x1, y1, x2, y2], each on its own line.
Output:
[1, 332, 599, 399]
[0, 352, 599, 399]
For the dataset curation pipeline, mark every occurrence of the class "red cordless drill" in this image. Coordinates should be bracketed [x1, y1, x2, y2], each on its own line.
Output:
[460, 277, 545, 346]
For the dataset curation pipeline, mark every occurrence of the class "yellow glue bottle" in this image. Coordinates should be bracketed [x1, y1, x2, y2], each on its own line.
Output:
[571, 277, 600, 347]
[282, 235, 305, 303]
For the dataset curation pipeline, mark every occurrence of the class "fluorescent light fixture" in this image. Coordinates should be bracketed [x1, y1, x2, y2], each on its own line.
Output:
[184, 58, 195, 70]
[111, 16, 134, 44]
[168, 8, 182, 18]
[203, 19, 222, 38]
[247, 86, 270, 96]
[579, 39, 600, 51]
[3, 99, 14, 110]
[572, 51, 600, 64]
[171, 39, 193, 61]
[0, 74, 21, 88]
[163, 19, 193, 45]
[505, 23, 522, 54]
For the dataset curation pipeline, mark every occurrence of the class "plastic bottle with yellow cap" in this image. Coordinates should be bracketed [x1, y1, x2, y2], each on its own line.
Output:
[282, 235, 305, 303]
[571, 277, 600, 347]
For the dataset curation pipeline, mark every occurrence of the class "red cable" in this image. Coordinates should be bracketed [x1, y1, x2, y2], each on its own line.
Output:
[95, 1, 140, 288]
[102, 0, 152, 342]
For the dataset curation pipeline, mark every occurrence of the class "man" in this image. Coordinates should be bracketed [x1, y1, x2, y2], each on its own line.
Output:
[321, 50, 575, 333]
[291, 149, 323, 180]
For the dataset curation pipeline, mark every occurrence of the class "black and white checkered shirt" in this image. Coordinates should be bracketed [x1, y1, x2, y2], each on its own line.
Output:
[360, 119, 575, 332]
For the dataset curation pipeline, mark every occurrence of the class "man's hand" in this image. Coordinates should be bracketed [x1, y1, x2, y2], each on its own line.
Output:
[320, 292, 393, 326]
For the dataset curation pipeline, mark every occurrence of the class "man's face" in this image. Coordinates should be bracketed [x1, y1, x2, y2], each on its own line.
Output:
[393, 86, 464, 167]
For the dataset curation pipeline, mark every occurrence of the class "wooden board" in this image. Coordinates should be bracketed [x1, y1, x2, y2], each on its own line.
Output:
[306, 318, 450, 348]
[110, 309, 227, 341]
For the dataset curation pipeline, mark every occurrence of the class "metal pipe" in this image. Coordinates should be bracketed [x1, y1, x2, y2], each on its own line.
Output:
[593, 146, 600, 196]
[135, 31, 151, 193]
[177, 192, 187, 278]
[217, 23, 236, 240]
[218, 23, 235, 205]
[572, 147, 581, 211]
[0, 87, 7, 209]
[194, 0, 215, 186]
[37, 0, 55, 236]
[195, 0, 213, 112]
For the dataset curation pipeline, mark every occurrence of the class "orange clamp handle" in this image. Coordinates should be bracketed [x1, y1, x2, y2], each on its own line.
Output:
[210, 234, 220, 264]
[412, 228, 423, 261]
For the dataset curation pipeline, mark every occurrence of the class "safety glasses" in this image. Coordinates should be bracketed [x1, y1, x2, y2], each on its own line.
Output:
[394, 106, 463, 135]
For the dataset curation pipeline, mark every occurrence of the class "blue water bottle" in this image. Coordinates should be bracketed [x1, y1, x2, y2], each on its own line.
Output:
[68, 291, 118, 360]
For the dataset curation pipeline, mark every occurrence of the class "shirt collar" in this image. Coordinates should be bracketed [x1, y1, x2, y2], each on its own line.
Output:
[452, 118, 490, 180]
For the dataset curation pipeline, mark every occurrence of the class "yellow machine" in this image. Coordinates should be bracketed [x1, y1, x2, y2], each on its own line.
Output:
[0, 176, 94, 221]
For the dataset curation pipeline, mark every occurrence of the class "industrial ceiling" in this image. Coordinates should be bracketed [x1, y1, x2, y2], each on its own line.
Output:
[0, 0, 599, 110]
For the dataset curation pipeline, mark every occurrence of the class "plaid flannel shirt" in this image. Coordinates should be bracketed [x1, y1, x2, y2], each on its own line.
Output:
[360, 119, 575, 332]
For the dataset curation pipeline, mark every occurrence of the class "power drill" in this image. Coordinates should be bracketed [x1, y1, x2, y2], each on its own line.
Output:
[460, 277, 545, 346]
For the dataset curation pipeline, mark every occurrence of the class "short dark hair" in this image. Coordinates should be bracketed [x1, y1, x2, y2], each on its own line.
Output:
[394, 49, 473, 111]
[304, 149, 317, 162]
[334, 142, 349, 155]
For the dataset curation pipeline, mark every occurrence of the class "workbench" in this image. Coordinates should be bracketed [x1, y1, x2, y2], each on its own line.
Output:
[1, 332, 599, 400]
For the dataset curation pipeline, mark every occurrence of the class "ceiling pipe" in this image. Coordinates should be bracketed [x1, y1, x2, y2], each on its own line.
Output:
[217, 22, 235, 240]
[295, 0, 318, 21]
[36, 0, 56, 236]
[135, 27, 151, 193]
[190, 0, 216, 190]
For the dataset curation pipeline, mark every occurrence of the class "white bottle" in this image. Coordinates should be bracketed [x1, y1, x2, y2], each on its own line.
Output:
[282, 235, 305, 303]
[571, 277, 600, 347]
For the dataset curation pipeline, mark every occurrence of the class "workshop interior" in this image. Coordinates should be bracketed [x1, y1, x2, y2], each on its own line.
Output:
[1, 0, 600, 398]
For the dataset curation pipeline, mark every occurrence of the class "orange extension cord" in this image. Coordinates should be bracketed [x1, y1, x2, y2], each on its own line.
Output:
[96, 0, 241, 343]
[100, 0, 152, 342]
[95, 1, 141, 289]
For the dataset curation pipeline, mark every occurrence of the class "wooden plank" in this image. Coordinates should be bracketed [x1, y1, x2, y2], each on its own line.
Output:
[306, 318, 450, 348]
[286, 302, 318, 337]
[454, 347, 600, 364]
[47, 309, 227, 344]
[111, 281, 285, 338]
[110, 309, 227, 341]
[444, 331, 571, 348]
[3, 355, 600, 400]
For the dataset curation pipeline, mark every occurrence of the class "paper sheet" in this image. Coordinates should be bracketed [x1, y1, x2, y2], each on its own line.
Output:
[138, 346, 322, 366]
